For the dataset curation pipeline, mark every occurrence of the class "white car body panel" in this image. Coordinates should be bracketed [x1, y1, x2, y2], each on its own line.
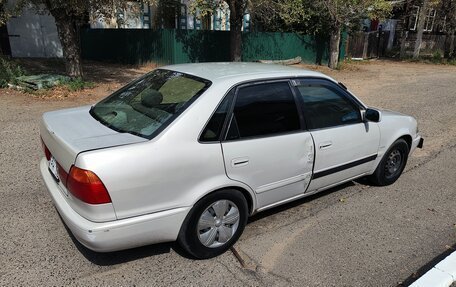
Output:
[307, 122, 380, 192]
[40, 106, 147, 172]
[369, 109, 419, 172]
[41, 158, 189, 251]
[222, 132, 314, 208]
[39, 63, 422, 252]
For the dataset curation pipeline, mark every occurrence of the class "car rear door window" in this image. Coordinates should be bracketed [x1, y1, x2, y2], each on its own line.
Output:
[200, 90, 234, 142]
[296, 85, 361, 130]
[227, 82, 300, 140]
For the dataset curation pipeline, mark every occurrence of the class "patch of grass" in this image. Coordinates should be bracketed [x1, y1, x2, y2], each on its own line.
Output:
[336, 58, 371, 71]
[61, 78, 95, 91]
[0, 56, 26, 88]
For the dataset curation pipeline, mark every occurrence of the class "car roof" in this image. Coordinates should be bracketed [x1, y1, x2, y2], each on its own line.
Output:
[161, 62, 333, 83]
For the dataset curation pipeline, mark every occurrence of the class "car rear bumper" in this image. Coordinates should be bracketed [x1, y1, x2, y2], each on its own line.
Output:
[417, 137, 424, 149]
[40, 158, 190, 252]
[411, 135, 424, 153]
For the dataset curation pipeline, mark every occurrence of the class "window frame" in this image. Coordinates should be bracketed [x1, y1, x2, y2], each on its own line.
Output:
[198, 88, 236, 143]
[409, 5, 420, 31]
[439, 15, 447, 33]
[199, 77, 366, 144]
[424, 8, 436, 32]
[90, 69, 212, 140]
[291, 78, 365, 131]
[219, 78, 307, 143]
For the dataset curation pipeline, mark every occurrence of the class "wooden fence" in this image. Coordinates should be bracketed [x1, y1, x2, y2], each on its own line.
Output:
[346, 31, 390, 59]
[399, 33, 447, 56]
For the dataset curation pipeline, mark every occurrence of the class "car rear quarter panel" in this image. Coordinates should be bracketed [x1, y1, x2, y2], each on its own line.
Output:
[75, 82, 257, 220]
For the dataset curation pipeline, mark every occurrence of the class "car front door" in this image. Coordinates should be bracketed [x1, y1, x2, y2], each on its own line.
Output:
[293, 79, 380, 192]
[220, 81, 314, 209]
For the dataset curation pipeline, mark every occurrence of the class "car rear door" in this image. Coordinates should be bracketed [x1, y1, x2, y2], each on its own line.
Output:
[219, 80, 314, 209]
[292, 79, 380, 192]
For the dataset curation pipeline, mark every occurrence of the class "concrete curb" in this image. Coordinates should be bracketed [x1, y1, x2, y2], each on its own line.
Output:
[410, 251, 456, 287]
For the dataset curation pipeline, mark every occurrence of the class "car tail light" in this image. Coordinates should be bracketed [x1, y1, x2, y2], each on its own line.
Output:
[57, 162, 68, 185]
[66, 166, 112, 204]
[40, 137, 51, 160]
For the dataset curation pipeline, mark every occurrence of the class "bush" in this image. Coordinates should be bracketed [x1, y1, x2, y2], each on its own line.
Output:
[432, 51, 442, 61]
[0, 57, 26, 88]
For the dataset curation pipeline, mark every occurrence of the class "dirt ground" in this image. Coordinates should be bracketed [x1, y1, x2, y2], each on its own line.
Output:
[12, 59, 156, 101]
[0, 60, 455, 286]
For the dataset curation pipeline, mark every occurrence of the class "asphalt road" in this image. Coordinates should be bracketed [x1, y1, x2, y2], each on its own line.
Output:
[0, 61, 455, 286]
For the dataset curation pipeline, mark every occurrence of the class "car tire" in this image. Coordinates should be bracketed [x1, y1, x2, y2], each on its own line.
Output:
[177, 189, 248, 259]
[369, 139, 409, 186]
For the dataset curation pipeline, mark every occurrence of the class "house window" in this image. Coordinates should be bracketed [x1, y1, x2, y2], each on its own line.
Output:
[409, 6, 420, 31]
[409, 6, 437, 32]
[424, 9, 436, 32]
[438, 15, 446, 32]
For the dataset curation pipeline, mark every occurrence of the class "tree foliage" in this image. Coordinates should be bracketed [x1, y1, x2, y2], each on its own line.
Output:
[10, 0, 156, 77]
[0, 0, 8, 25]
[251, 0, 391, 68]
[189, 0, 246, 61]
[0, 0, 22, 26]
[440, 0, 456, 57]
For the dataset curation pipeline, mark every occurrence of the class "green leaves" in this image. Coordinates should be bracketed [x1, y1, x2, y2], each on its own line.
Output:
[188, 0, 227, 18]
[250, 0, 392, 34]
[0, 56, 26, 88]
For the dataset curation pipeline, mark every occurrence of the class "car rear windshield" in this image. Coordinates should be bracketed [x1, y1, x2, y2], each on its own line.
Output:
[90, 69, 211, 139]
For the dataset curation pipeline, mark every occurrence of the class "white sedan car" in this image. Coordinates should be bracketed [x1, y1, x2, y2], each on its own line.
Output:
[40, 63, 423, 259]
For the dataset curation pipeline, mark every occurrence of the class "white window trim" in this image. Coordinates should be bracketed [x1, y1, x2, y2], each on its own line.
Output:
[439, 15, 447, 32]
[424, 9, 436, 32]
[409, 5, 420, 31]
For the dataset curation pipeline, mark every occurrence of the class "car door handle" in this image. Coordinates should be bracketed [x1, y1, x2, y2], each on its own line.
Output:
[231, 157, 249, 167]
[319, 142, 333, 149]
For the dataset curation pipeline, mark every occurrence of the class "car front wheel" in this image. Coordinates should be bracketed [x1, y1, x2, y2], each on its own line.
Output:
[177, 189, 248, 259]
[369, 138, 409, 186]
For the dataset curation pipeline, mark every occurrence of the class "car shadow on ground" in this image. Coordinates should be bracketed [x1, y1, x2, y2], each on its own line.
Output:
[248, 180, 363, 223]
[58, 214, 194, 266]
[59, 179, 371, 265]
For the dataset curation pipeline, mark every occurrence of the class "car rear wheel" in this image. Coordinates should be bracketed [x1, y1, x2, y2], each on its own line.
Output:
[369, 139, 409, 186]
[177, 189, 248, 259]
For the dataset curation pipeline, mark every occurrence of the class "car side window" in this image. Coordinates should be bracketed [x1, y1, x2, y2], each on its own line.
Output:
[200, 90, 234, 142]
[296, 85, 361, 130]
[226, 82, 300, 140]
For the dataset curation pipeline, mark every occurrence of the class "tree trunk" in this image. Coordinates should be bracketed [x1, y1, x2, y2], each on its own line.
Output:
[400, 31, 408, 58]
[413, 0, 429, 59]
[52, 12, 83, 78]
[228, 0, 244, 62]
[328, 25, 341, 69]
[444, 29, 455, 58]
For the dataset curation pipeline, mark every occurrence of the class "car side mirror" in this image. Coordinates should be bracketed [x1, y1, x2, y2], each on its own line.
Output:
[364, 108, 381, 123]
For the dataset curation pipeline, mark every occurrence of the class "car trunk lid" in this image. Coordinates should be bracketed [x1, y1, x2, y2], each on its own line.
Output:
[40, 105, 147, 173]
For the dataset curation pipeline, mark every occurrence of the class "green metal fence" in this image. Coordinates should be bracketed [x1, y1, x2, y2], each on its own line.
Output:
[81, 28, 345, 65]
[242, 32, 328, 64]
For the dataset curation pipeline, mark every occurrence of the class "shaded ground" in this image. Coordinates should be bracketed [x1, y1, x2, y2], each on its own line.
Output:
[0, 60, 455, 286]
[13, 59, 156, 100]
